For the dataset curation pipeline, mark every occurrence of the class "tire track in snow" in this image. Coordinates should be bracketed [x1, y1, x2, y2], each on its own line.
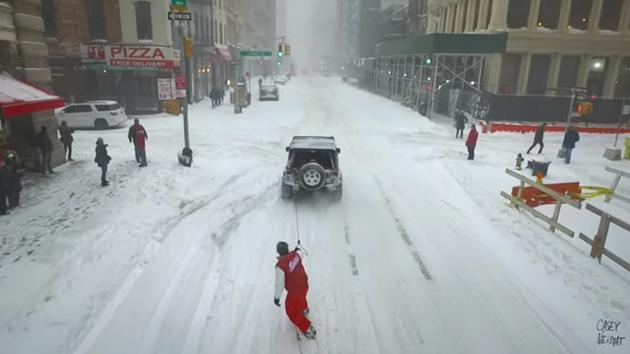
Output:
[373, 176, 433, 281]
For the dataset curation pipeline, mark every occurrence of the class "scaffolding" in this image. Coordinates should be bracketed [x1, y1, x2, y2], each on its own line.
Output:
[358, 33, 507, 119]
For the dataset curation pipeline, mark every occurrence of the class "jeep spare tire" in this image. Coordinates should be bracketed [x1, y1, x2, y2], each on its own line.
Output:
[298, 162, 326, 191]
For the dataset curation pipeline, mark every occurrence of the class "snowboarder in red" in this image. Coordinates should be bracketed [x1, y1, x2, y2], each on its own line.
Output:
[274, 241, 317, 339]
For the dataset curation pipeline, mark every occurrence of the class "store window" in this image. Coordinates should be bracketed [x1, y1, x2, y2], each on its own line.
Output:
[41, 0, 57, 37]
[568, 0, 592, 30]
[88, 0, 106, 40]
[599, 0, 623, 31]
[557, 56, 581, 91]
[507, 0, 530, 29]
[614, 57, 630, 98]
[586, 57, 608, 96]
[527, 55, 551, 95]
[135, 1, 153, 40]
[498, 54, 521, 94]
[537, 0, 561, 29]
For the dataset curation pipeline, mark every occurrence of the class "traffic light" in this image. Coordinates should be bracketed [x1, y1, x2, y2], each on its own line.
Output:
[285, 44, 291, 56]
[277, 43, 284, 57]
[184, 36, 193, 58]
[425, 57, 432, 65]
[577, 102, 593, 115]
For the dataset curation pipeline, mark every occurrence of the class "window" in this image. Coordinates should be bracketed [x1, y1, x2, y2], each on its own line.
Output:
[599, 0, 623, 31]
[64, 105, 93, 113]
[568, 0, 592, 30]
[586, 57, 608, 96]
[486, 0, 494, 29]
[41, 0, 57, 37]
[498, 54, 521, 94]
[537, 0, 561, 29]
[507, 0, 530, 29]
[135, 1, 153, 40]
[95, 104, 121, 111]
[557, 56, 581, 91]
[614, 57, 630, 97]
[472, 0, 480, 30]
[219, 25, 223, 44]
[527, 55, 551, 95]
[88, 0, 106, 39]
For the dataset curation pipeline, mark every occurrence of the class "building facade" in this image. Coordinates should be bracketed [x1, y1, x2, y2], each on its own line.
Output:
[424, 0, 630, 100]
[0, 0, 65, 169]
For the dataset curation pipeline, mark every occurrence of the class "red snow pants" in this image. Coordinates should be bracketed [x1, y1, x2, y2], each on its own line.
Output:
[285, 287, 310, 332]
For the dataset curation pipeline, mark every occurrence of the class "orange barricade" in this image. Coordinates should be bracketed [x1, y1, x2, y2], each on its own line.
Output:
[511, 182, 581, 207]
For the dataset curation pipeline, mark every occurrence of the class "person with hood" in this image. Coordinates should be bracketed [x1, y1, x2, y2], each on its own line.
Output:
[562, 126, 580, 164]
[527, 123, 547, 154]
[59, 121, 74, 161]
[455, 111, 468, 139]
[128, 119, 148, 163]
[466, 124, 479, 160]
[5, 152, 21, 208]
[36, 125, 54, 175]
[94, 137, 111, 186]
[274, 241, 317, 339]
[0, 159, 8, 215]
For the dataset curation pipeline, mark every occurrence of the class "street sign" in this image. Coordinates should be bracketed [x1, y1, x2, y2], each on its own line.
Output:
[239, 50, 272, 57]
[168, 12, 192, 21]
[171, 0, 187, 7]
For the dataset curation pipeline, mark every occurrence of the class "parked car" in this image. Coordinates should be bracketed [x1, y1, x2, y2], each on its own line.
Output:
[274, 74, 289, 85]
[281, 136, 342, 200]
[55, 101, 127, 129]
[260, 83, 279, 101]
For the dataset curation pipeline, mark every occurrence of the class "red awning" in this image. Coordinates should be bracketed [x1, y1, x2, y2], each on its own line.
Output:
[0, 72, 65, 118]
[211, 47, 232, 63]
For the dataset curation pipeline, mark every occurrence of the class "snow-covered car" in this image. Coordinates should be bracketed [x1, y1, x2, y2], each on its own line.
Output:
[274, 75, 289, 85]
[55, 101, 127, 129]
[259, 83, 279, 101]
[281, 136, 342, 200]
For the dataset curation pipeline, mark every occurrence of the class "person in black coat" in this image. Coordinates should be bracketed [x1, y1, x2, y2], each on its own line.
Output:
[94, 137, 111, 186]
[527, 123, 547, 154]
[562, 126, 580, 164]
[455, 111, 468, 139]
[5, 152, 21, 208]
[0, 159, 8, 215]
[59, 121, 74, 161]
[36, 125, 54, 175]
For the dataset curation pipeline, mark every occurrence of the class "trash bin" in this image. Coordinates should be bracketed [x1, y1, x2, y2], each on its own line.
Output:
[625, 137, 630, 160]
[531, 160, 551, 177]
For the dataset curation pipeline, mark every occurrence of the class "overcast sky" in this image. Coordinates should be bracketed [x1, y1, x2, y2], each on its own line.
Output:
[284, 0, 337, 68]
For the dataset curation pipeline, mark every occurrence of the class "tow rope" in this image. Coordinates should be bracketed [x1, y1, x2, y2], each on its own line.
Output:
[293, 201, 309, 255]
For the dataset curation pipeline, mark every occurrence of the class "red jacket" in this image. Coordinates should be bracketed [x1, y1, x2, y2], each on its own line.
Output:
[276, 251, 308, 294]
[466, 128, 479, 146]
[135, 125, 147, 149]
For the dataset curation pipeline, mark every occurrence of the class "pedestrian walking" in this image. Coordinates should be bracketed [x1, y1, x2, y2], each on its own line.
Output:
[128, 119, 148, 163]
[258, 77, 263, 88]
[135, 125, 148, 167]
[210, 88, 219, 108]
[5, 152, 21, 208]
[526, 123, 547, 154]
[36, 125, 54, 175]
[562, 126, 580, 164]
[0, 159, 8, 215]
[94, 137, 111, 186]
[59, 121, 74, 161]
[466, 124, 479, 160]
[455, 111, 468, 139]
[274, 241, 317, 339]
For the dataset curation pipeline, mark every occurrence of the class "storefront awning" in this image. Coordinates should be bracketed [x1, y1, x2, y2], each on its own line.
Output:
[212, 47, 232, 63]
[0, 72, 65, 118]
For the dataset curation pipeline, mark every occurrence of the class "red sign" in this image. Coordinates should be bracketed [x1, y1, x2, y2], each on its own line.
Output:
[109, 47, 167, 60]
[175, 74, 186, 89]
[82, 44, 181, 68]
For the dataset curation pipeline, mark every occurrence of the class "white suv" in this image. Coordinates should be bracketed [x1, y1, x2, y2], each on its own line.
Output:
[55, 101, 127, 129]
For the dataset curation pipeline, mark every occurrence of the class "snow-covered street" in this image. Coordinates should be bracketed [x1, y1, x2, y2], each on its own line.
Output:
[1, 76, 630, 354]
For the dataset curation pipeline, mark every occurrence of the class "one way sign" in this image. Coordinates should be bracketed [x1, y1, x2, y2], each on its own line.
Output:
[168, 12, 192, 21]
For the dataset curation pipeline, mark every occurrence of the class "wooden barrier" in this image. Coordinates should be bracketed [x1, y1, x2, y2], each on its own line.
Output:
[578, 203, 630, 272]
[501, 169, 582, 238]
[604, 166, 630, 204]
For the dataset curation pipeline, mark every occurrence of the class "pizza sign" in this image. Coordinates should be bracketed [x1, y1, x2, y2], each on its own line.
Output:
[81, 45, 181, 68]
